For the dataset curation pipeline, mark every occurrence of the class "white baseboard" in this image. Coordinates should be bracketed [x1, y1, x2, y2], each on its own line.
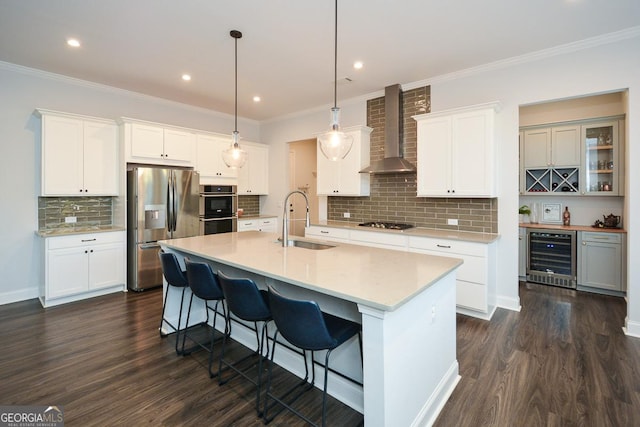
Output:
[623, 318, 640, 338]
[497, 295, 521, 312]
[414, 361, 461, 427]
[0, 287, 39, 306]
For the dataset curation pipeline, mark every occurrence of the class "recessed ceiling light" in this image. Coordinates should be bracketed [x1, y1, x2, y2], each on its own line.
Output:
[353, 61, 363, 70]
[253, 96, 261, 102]
[181, 74, 191, 81]
[67, 38, 81, 48]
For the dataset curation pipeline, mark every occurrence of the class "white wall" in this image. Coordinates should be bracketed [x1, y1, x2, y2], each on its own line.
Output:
[260, 32, 640, 335]
[0, 63, 259, 304]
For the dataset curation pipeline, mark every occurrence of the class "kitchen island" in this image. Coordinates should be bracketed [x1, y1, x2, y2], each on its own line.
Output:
[159, 231, 463, 426]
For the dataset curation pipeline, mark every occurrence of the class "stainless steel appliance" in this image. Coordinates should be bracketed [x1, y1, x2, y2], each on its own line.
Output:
[127, 166, 200, 291]
[527, 229, 577, 289]
[199, 184, 237, 235]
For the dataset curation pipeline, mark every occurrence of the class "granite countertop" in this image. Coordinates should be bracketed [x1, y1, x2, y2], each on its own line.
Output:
[520, 223, 626, 233]
[159, 231, 463, 312]
[312, 220, 500, 244]
[36, 225, 125, 237]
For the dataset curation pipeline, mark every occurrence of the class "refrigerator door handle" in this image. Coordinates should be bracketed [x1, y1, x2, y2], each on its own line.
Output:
[172, 172, 178, 232]
[167, 171, 174, 233]
[139, 243, 161, 249]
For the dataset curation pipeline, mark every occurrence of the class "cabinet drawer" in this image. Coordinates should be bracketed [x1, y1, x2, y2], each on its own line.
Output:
[305, 226, 350, 241]
[408, 236, 487, 257]
[237, 220, 258, 232]
[580, 231, 621, 244]
[349, 230, 407, 248]
[47, 231, 124, 249]
[456, 280, 487, 312]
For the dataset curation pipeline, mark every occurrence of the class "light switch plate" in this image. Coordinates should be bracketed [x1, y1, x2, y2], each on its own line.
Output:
[65, 216, 77, 224]
[447, 218, 458, 226]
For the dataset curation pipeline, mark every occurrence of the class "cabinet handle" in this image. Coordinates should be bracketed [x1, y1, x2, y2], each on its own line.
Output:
[320, 230, 329, 234]
[90, 249, 94, 253]
[582, 242, 586, 245]
[437, 244, 451, 249]
[81, 238, 97, 242]
[84, 250, 88, 253]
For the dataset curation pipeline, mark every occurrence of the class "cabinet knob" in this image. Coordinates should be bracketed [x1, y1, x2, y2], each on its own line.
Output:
[582, 242, 586, 245]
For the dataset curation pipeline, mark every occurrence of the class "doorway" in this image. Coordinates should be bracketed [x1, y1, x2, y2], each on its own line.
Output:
[288, 139, 318, 237]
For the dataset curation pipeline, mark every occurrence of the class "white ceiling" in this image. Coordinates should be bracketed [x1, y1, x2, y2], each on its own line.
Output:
[1, 1, 639, 121]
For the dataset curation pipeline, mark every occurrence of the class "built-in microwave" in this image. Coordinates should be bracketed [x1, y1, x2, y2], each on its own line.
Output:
[199, 185, 237, 235]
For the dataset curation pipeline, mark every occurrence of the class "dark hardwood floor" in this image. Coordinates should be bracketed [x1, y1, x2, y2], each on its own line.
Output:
[1, 282, 638, 426]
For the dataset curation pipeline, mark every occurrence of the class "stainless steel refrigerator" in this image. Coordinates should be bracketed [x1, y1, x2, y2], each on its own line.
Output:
[127, 166, 199, 291]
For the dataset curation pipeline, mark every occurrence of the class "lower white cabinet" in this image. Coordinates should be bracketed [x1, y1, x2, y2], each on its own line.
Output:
[408, 236, 497, 319]
[41, 231, 125, 307]
[578, 231, 625, 292]
[305, 225, 351, 243]
[238, 217, 277, 233]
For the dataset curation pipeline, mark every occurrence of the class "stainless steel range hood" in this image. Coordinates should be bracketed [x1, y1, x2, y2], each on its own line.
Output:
[359, 84, 416, 174]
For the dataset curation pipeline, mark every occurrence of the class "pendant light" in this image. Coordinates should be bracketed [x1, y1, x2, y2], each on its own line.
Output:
[222, 30, 247, 169]
[317, 0, 353, 161]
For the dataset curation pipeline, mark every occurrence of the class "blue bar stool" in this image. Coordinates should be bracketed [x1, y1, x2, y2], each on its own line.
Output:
[183, 259, 229, 378]
[263, 286, 362, 427]
[217, 270, 273, 417]
[158, 250, 189, 355]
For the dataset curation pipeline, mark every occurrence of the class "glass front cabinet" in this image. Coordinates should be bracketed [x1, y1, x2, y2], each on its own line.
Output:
[520, 116, 624, 196]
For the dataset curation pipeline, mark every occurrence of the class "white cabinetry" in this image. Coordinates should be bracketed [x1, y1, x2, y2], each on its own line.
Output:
[41, 231, 125, 307]
[348, 229, 407, 251]
[578, 231, 625, 293]
[408, 236, 496, 319]
[196, 133, 238, 182]
[238, 217, 277, 233]
[38, 110, 118, 196]
[316, 126, 372, 196]
[305, 225, 351, 243]
[238, 142, 269, 195]
[122, 119, 196, 166]
[414, 103, 498, 197]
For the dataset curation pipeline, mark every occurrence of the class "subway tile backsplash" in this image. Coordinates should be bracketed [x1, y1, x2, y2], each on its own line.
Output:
[238, 195, 260, 216]
[38, 197, 113, 231]
[327, 85, 498, 233]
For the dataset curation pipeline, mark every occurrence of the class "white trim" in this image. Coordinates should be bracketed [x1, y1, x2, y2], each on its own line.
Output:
[414, 362, 461, 427]
[623, 319, 640, 338]
[0, 287, 39, 306]
[497, 295, 522, 312]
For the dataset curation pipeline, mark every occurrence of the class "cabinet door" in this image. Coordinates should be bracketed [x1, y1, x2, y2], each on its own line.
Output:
[237, 219, 258, 232]
[130, 123, 165, 160]
[582, 120, 620, 195]
[551, 125, 580, 167]
[416, 116, 451, 196]
[238, 144, 269, 195]
[41, 115, 84, 195]
[196, 134, 238, 180]
[523, 128, 551, 168]
[451, 109, 494, 196]
[83, 121, 118, 195]
[163, 128, 196, 164]
[47, 248, 89, 298]
[88, 243, 125, 290]
[579, 241, 622, 291]
[316, 146, 341, 194]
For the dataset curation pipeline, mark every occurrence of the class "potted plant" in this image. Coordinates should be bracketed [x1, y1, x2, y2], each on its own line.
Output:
[519, 205, 531, 223]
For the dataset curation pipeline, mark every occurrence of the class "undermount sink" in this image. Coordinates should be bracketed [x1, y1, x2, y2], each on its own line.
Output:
[279, 239, 336, 250]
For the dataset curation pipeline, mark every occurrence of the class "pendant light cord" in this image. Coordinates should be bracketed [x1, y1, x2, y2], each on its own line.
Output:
[234, 33, 238, 133]
[333, 0, 338, 110]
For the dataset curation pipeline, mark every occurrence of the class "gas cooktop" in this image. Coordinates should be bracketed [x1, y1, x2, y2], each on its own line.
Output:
[358, 222, 414, 230]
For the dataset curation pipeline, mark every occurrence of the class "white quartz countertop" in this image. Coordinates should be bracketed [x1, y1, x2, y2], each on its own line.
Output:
[36, 226, 125, 237]
[159, 231, 463, 312]
[312, 220, 500, 244]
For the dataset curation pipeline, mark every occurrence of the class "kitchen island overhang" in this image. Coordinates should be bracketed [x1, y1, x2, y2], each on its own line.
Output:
[159, 231, 463, 427]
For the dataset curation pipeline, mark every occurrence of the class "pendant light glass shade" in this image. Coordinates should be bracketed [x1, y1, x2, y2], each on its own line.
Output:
[222, 131, 247, 168]
[318, 107, 353, 161]
[222, 30, 247, 169]
[318, 0, 352, 161]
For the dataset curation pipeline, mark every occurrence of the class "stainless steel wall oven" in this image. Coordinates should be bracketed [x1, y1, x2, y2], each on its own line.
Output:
[527, 229, 577, 289]
[199, 185, 237, 235]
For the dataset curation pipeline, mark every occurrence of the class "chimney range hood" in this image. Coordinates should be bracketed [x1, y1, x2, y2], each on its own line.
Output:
[359, 84, 416, 174]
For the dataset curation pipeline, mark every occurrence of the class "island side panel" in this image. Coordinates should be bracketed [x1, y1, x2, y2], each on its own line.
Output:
[358, 270, 459, 427]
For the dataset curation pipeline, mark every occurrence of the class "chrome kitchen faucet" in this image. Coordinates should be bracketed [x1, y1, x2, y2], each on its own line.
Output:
[281, 190, 310, 247]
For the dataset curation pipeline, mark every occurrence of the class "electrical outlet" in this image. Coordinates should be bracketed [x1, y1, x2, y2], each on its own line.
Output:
[447, 218, 458, 226]
[65, 216, 77, 224]
[343, 212, 351, 218]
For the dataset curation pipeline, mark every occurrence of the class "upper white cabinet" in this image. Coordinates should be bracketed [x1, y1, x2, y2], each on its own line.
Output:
[37, 109, 118, 196]
[196, 133, 238, 182]
[317, 126, 372, 196]
[414, 102, 498, 197]
[121, 119, 196, 166]
[237, 142, 269, 195]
